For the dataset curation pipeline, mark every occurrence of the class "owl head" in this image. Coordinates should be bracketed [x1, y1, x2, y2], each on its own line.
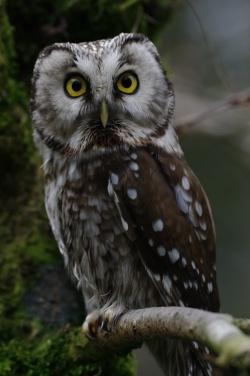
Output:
[31, 33, 179, 158]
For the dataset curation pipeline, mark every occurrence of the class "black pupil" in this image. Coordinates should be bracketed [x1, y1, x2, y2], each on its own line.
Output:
[72, 79, 82, 92]
[121, 76, 132, 88]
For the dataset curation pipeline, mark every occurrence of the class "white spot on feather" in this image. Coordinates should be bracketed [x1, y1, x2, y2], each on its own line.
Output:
[197, 230, 207, 241]
[152, 219, 164, 232]
[168, 248, 180, 264]
[121, 217, 129, 231]
[154, 273, 161, 282]
[189, 207, 199, 227]
[130, 153, 138, 160]
[182, 176, 190, 190]
[148, 239, 154, 247]
[193, 341, 199, 349]
[195, 201, 203, 217]
[170, 163, 176, 171]
[199, 220, 207, 231]
[157, 245, 166, 257]
[107, 179, 114, 197]
[127, 188, 137, 200]
[110, 172, 119, 185]
[129, 162, 139, 171]
[182, 257, 187, 267]
[175, 185, 189, 214]
[180, 187, 193, 203]
[207, 282, 213, 293]
[163, 275, 172, 292]
[194, 282, 198, 290]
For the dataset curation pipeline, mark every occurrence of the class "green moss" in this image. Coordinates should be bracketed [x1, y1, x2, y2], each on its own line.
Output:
[0, 214, 55, 338]
[0, 330, 136, 376]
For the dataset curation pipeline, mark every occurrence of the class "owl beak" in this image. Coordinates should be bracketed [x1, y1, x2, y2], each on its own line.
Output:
[100, 100, 109, 128]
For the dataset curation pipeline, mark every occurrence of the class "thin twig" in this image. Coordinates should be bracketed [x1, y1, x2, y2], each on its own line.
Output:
[83, 306, 250, 370]
[175, 88, 250, 134]
[131, 5, 143, 33]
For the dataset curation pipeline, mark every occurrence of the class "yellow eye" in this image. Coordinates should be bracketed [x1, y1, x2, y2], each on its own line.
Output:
[65, 75, 87, 97]
[116, 72, 138, 94]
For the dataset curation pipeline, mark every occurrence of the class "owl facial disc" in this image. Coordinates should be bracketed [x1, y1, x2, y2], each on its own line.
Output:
[31, 33, 176, 155]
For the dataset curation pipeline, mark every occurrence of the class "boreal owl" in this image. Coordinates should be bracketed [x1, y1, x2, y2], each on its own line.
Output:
[30, 33, 220, 375]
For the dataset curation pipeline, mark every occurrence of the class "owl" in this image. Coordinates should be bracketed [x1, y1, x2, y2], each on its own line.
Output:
[30, 33, 220, 375]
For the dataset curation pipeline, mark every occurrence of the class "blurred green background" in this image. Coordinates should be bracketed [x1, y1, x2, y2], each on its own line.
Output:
[0, 0, 250, 375]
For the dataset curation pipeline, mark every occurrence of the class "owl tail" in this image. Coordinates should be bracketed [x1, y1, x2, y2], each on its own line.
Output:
[146, 338, 218, 376]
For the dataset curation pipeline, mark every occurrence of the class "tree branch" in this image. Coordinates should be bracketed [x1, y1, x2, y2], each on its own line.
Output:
[83, 307, 250, 371]
[175, 88, 250, 135]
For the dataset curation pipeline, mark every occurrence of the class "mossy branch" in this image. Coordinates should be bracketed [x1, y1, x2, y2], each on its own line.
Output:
[83, 307, 250, 372]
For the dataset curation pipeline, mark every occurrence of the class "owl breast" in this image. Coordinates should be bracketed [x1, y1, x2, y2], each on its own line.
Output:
[44, 151, 160, 312]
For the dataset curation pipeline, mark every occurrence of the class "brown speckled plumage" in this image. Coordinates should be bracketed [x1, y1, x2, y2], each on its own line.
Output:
[31, 33, 219, 375]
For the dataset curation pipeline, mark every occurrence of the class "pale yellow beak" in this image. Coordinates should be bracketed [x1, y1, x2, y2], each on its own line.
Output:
[100, 100, 109, 128]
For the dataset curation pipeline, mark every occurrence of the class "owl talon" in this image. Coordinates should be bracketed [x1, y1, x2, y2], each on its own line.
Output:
[82, 307, 125, 339]
[100, 318, 112, 333]
[82, 311, 102, 339]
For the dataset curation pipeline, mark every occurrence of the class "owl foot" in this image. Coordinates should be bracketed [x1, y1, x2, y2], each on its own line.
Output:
[82, 306, 125, 340]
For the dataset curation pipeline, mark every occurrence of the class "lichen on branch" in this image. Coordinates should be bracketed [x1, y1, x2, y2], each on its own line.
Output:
[82, 307, 250, 374]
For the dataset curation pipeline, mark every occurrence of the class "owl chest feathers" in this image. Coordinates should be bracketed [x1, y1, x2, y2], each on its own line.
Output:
[44, 151, 154, 308]
[44, 145, 218, 311]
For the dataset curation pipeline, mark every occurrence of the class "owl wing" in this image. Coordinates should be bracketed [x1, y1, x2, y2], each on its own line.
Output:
[109, 146, 220, 312]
